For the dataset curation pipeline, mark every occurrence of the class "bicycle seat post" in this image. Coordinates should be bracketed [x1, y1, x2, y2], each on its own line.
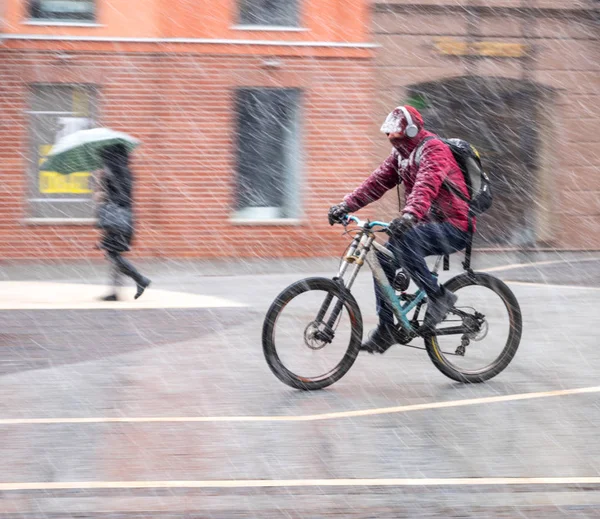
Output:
[431, 255, 443, 275]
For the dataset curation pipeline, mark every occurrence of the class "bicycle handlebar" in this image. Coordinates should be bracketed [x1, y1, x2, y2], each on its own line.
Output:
[342, 214, 390, 230]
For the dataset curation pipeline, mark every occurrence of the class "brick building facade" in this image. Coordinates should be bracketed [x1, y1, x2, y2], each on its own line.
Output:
[0, 0, 599, 258]
[0, 0, 377, 258]
[370, 0, 599, 250]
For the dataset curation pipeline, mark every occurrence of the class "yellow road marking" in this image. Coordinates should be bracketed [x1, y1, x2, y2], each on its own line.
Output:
[482, 256, 600, 273]
[2, 386, 599, 425]
[506, 281, 600, 291]
[1, 477, 600, 491]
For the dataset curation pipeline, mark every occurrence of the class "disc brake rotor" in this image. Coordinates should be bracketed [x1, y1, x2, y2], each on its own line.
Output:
[471, 318, 489, 341]
[304, 321, 329, 350]
[462, 310, 488, 342]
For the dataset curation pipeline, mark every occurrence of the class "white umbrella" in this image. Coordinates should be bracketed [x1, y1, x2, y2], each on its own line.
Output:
[41, 127, 140, 174]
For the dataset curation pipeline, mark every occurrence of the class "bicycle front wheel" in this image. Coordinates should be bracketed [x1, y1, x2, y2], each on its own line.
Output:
[424, 272, 522, 383]
[262, 277, 363, 390]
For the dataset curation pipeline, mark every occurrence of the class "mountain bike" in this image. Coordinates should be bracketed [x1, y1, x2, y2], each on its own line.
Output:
[262, 215, 522, 390]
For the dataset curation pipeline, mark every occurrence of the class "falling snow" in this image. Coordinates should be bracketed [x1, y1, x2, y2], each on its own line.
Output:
[0, 0, 599, 516]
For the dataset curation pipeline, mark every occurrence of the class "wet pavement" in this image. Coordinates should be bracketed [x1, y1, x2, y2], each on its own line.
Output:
[1, 252, 600, 517]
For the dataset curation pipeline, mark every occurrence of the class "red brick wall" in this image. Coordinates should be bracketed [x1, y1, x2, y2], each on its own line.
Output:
[0, 50, 376, 258]
[371, 1, 600, 249]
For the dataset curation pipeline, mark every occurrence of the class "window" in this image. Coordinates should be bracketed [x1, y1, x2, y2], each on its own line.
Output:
[238, 0, 299, 27]
[28, 0, 95, 22]
[27, 85, 98, 220]
[234, 89, 301, 221]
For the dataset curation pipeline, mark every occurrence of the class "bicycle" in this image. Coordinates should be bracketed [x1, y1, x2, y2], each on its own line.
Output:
[262, 215, 522, 390]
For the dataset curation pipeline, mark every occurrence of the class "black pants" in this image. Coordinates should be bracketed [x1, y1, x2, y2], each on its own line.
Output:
[374, 223, 469, 325]
[106, 251, 144, 289]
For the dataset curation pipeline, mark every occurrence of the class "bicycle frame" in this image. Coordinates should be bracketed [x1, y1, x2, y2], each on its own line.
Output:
[334, 215, 443, 333]
[264, 217, 521, 388]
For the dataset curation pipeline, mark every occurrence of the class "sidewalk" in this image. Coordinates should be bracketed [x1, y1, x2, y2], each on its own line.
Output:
[0, 250, 598, 282]
[0, 250, 598, 310]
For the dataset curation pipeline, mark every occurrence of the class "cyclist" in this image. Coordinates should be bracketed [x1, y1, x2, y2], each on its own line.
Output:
[328, 105, 472, 353]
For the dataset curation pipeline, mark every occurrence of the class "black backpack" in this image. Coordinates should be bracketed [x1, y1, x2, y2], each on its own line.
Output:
[415, 136, 493, 217]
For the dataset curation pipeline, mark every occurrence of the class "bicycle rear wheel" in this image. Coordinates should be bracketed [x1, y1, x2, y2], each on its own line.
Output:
[262, 277, 363, 390]
[424, 272, 522, 383]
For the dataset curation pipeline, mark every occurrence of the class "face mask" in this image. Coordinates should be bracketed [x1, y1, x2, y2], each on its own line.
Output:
[389, 136, 405, 149]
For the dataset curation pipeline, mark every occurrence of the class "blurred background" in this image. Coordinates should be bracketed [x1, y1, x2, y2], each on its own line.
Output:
[0, 1, 600, 517]
[1, 0, 598, 258]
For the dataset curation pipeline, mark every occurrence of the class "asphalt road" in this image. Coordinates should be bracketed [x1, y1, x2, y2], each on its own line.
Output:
[1, 252, 600, 517]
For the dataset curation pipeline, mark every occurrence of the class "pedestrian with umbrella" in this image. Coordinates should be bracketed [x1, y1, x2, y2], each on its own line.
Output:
[43, 128, 151, 301]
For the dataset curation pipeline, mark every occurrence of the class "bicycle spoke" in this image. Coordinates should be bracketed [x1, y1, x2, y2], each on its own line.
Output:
[272, 289, 354, 380]
[427, 274, 520, 380]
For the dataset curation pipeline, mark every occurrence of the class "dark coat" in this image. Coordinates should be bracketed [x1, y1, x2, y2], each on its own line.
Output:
[344, 129, 474, 233]
[98, 145, 135, 253]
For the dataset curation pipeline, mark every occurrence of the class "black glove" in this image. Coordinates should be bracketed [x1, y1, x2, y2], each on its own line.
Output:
[389, 213, 417, 237]
[328, 202, 350, 226]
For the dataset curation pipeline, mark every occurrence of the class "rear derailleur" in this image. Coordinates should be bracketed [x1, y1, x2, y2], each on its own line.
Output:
[452, 309, 486, 356]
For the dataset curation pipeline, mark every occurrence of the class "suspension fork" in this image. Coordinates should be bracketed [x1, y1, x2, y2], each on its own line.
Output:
[315, 233, 373, 341]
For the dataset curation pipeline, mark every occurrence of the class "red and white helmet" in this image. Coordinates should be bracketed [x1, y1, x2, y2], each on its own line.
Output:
[380, 105, 424, 137]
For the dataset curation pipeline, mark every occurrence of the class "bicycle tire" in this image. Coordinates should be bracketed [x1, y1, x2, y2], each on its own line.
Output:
[424, 272, 522, 383]
[262, 277, 363, 390]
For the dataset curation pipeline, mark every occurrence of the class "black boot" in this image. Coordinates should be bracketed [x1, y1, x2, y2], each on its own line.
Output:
[100, 293, 119, 302]
[360, 323, 401, 354]
[421, 286, 457, 335]
[134, 276, 151, 300]
[109, 252, 151, 300]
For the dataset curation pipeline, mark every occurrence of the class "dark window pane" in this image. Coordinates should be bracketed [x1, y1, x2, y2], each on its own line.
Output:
[235, 89, 301, 219]
[29, 0, 95, 21]
[239, 0, 299, 26]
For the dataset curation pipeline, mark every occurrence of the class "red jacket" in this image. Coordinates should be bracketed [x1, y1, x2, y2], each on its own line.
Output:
[344, 129, 474, 233]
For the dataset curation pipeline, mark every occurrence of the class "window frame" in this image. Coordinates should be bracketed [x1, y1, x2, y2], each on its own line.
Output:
[26, 84, 99, 222]
[237, 0, 301, 28]
[27, 0, 97, 23]
[232, 87, 303, 223]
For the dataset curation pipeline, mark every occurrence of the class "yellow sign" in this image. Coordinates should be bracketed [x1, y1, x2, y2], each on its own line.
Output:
[38, 145, 92, 194]
[39, 171, 92, 194]
[434, 39, 527, 58]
